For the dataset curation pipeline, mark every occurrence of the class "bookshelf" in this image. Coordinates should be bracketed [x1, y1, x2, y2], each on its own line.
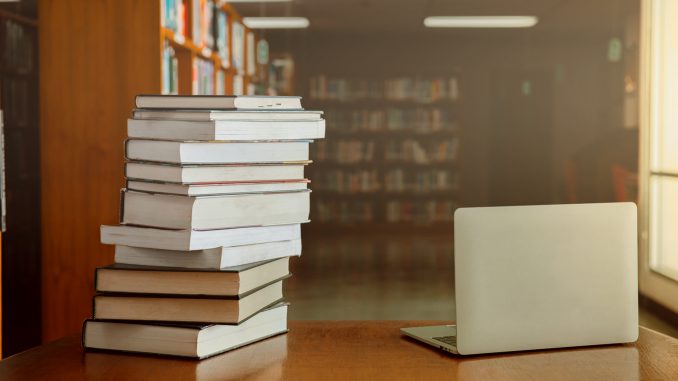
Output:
[306, 75, 461, 232]
[39, 0, 293, 343]
[160, 0, 268, 96]
[0, 7, 40, 356]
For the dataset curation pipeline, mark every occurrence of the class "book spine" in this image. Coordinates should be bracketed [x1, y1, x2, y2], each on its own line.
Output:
[118, 188, 126, 224]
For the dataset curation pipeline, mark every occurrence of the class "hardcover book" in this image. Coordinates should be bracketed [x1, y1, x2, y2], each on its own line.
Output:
[83, 303, 288, 359]
[95, 257, 290, 296]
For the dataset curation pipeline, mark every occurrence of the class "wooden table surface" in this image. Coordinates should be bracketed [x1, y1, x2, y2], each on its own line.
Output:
[1, 321, 678, 380]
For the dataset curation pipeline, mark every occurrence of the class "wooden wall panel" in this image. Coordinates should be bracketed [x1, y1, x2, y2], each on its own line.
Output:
[39, 0, 160, 342]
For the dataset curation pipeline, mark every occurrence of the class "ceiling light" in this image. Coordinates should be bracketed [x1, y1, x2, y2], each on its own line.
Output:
[423, 16, 538, 28]
[243, 17, 310, 29]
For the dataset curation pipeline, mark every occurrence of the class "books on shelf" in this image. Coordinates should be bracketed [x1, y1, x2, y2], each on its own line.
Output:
[314, 140, 375, 164]
[114, 239, 302, 269]
[121, 189, 311, 230]
[316, 169, 380, 193]
[203, 0, 215, 49]
[384, 139, 459, 163]
[233, 74, 244, 95]
[127, 118, 326, 141]
[386, 200, 457, 224]
[162, 0, 187, 37]
[216, 11, 230, 67]
[216, 70, 225, 95]
[313, 139, 458, 164]
[192, 58, 215, 95]
[95, 257, 290, 296]
[315, 199, 374, 223]
[384, 169, 459, 193]
[268, 56, 295, 96]
[191, 0, 202, 47]
[232, 21, 245, 73]
[162, 42, 179, 95]
[247, 31, 256, 76]
[307, 74, 461, 227]
[309, 75, 460, 103]
[85, 94, 324, 358]
[324, 107, 458, 133]
[125, 140, 310, 164]
[160, 2, 278, 96]
[83, 303, 288, 359]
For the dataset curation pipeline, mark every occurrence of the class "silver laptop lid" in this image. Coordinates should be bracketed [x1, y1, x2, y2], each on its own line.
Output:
[454, 203, 638, 355]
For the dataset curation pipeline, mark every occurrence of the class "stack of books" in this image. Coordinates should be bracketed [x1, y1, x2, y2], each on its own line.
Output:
[82, 95, 325, 359]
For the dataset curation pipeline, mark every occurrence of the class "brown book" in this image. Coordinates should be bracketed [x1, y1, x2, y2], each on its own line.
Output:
[95, 257, 290, 296]
[93, 279, 285, 324]
[83, 302, 288, 359]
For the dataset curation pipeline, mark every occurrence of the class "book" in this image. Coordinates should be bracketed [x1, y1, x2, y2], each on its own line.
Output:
[216, 11, 229, 66]
[246, 31, 255, 76]
[83, 303, 288, 359]
[125, 140, 310, 164]
[135, 95, 302, 110]
[100, 223, 303, 251]
[193, 59, 214, 95]
[203, 0, 214, 49]
[192, 0, 202, 46]
[93, 280, 284, 324]
[125, 161, 308, 184]
[121, 189, 311, 230]
[95, 257, 290, 296]
[132, 109, 323, 121]
[127, 118, 326, 141]
[232, 21, 245, 73]
[161, 42, 179, 95]
[114, 238, 302, 269]
[126, 179, 309, 196]
[216, 70, 225, 95]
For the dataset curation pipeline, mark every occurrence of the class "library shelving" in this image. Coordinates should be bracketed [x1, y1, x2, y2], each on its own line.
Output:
[306, 75, 462, 232]
[160, 0, 271, 95]
[0, 8, 40, 356]
[39, 0, 295, 343]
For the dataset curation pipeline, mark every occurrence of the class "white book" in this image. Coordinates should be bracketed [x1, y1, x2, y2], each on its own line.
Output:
[115, 239, 302, 269]
[125, 140, 310, 164]
[125, 161, 307, 184]
[122, 189, 311, 230]
[100, 223, 302, 251]
[135, 95, 302, 110]
[83, 303, 288, 359]
[126, 179, 309, 196]
[127, 118, 325, 141]
[132, 109, 323, 121]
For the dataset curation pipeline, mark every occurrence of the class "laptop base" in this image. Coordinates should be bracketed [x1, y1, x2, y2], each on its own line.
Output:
[401, 325, 459, 354]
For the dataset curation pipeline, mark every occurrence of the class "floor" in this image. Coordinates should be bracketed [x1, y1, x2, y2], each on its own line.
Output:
[285, 233, 678, 338]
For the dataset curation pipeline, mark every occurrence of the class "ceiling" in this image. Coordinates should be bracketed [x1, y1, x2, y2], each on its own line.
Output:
[231, 0, 637, 34]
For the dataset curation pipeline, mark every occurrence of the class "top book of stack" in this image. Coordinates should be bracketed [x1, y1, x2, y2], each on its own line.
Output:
[130, 95, 325, 142]
[135, 95, 303, 110]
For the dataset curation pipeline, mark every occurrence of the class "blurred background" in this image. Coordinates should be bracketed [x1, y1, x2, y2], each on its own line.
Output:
[1, 0, 677, 358]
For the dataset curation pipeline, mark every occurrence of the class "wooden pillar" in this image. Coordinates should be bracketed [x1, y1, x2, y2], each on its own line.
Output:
[39, 0, 161, 341]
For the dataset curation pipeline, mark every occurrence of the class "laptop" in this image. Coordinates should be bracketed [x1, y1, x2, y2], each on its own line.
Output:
[401, 202, 638, 355]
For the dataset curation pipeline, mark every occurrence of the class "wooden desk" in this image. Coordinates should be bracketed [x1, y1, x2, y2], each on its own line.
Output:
[1, 321, 677, 380]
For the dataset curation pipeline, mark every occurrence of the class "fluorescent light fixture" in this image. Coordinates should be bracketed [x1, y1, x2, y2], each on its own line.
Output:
[243, 17, 310, 29]
[423, 16, 538, 28]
